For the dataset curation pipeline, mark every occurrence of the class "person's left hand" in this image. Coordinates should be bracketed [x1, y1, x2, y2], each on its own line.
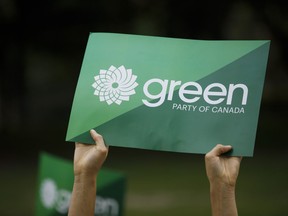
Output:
[73, 129, 108, 177]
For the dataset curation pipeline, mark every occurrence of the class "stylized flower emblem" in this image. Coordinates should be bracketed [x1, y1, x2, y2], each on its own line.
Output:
[92, 65, 138, 105]
[40, 178, 58, 209]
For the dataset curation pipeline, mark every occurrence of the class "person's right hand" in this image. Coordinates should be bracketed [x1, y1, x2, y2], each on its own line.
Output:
[205, 144, 242, 187]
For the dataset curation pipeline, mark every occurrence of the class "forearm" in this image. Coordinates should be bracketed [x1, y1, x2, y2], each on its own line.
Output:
[68, 174, 97, 216]
[209, 182, 238, 216]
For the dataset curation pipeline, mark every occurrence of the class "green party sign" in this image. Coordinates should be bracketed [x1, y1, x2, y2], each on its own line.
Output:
[35, 152, 126, 216]
[66, 33, 270, 156]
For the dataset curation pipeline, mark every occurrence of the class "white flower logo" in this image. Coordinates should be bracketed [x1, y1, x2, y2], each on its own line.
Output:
[92, 65, 138, 105]
[40, 178, 58, 209]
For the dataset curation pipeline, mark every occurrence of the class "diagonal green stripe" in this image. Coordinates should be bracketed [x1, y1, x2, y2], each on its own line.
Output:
[68, 41, 269, 156]
[66, 33, 269, 142]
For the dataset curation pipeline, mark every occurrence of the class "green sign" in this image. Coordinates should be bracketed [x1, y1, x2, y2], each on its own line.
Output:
[35, 152, 126, 216]
[66, 33, 270, 156]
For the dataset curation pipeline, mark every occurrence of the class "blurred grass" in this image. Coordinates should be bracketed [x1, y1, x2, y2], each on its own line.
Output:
[0, 104, 288, 215]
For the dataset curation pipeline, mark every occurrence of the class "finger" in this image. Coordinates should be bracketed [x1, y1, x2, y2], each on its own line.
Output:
[207, 144, 232, 157]
[90, 129, 106, 149]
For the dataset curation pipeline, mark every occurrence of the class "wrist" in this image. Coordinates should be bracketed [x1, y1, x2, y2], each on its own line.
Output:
[74, 172, 97, 186]
[69, 170, 97, 216]
[210, 181, 236, 198]
[73, 164, 100, 179]
[209, 182, 238, 216]
[209, 178, 236, 190]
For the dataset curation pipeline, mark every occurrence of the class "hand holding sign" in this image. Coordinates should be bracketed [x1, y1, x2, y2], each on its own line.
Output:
[205, 144, 242, 215]
[73, 130, 108, 177]
[68, 131, 242, 215]
[69, 130, 108, 216]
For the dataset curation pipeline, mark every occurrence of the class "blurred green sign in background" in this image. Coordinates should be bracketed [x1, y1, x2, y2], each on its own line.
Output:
[35, 152, 126, 216]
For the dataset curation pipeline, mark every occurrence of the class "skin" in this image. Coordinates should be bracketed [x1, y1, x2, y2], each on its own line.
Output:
[68, 132, 242, 216]
[68, 129, 108, 216]
[205, 144, 242, 216]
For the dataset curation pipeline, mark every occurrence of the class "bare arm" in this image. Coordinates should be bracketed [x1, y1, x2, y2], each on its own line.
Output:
[68, 129, 108, 216]
[205, 144, 242, 216]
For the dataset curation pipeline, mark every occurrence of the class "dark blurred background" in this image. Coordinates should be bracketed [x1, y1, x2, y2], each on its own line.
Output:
[1, 0, 287, 215]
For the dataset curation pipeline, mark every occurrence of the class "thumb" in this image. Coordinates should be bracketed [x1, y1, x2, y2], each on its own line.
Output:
[90, 129, 106, 148]
[208, 144, 232, 157]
